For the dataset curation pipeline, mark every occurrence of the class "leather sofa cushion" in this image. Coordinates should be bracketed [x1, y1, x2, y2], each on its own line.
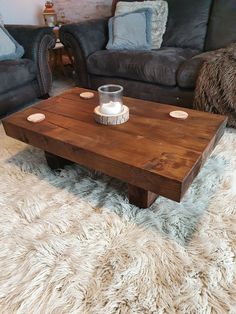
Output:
[87, 47, 198, 87]
[177, 50, 218, 88]
[205, 0, 236, 51]
[0, 58, 36, 94]
[162, 0, 212, 51]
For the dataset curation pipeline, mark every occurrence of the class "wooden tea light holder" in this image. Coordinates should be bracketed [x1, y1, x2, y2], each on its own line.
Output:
[94, 103, 129, 125]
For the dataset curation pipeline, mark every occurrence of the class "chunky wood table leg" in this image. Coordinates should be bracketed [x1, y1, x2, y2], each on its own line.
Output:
[128, 184, 158, 208]
[45, 151, 73, 170]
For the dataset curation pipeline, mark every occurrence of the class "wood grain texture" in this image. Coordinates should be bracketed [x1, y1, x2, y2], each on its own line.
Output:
[2, 87, 227, 206]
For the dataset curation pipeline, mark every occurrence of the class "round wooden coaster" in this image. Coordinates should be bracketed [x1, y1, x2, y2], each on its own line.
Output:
[80, 92, 94, 99]
[27, 113, 46, 123]
[94, 105, 129, 125]
[169, 110, 188, 120]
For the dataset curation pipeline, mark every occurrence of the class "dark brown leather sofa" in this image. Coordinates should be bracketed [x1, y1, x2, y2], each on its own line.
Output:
[60, 0, 236, 108]
[0, 25, 55, 119]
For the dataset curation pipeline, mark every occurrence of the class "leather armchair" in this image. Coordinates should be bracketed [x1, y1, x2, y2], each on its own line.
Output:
[0, 25, 56, 119]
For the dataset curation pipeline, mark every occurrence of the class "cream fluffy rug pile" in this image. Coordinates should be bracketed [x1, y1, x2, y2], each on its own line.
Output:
[0, 123, 235, 313]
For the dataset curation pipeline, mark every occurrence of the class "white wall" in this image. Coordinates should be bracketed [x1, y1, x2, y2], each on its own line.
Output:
[0, 0, 45, 25]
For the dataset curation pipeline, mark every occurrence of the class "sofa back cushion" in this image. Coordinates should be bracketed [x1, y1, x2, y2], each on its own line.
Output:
[162, 0, 212, 51]
[113, 0, 212, 51]
[205, 0, 236, 51]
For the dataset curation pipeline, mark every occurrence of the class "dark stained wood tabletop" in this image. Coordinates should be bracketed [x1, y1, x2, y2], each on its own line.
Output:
[3, 87, 227, 207]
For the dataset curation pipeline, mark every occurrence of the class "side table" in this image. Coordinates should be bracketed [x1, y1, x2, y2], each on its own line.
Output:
[49, 40, 74, 76]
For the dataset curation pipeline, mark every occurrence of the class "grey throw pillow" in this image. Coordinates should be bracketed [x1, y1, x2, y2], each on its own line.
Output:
[106, 8, 153, 51]
[0, 25, 24, 61]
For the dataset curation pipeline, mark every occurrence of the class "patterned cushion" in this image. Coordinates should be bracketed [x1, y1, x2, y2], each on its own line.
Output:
[115, 1, 168, 49]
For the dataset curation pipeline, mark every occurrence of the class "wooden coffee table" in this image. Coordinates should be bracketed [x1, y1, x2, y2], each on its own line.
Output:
[2, 87, 227, 208]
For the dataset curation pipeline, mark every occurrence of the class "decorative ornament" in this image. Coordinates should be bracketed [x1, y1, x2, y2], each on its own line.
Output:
[43, 1, 57, 27]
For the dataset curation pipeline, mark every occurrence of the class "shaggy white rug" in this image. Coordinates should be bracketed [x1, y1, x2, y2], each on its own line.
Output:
[0, 123, 235, 314]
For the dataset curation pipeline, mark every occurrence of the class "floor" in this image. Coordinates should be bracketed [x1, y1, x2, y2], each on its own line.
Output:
[51, 65, 75, 96]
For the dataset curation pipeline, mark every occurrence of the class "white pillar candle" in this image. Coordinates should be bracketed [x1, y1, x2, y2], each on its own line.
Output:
[100, 101, 123, 115]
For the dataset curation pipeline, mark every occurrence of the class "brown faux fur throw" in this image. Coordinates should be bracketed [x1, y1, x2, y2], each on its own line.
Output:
[194, 43, 236, 128]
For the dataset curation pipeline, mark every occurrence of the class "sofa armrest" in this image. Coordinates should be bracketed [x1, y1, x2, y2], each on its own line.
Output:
[5, 25, 55, 60]
[177, 43, 236, 89]
[60, 18, 108, 58]
[191, 41, 236, 62]
[177, 50, 222, 89]
[5, 25, 56, 95]
[60, 18, 108, 87]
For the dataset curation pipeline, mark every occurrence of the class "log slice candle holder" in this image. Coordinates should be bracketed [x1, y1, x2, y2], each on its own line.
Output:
[94, 105, 129, 125]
